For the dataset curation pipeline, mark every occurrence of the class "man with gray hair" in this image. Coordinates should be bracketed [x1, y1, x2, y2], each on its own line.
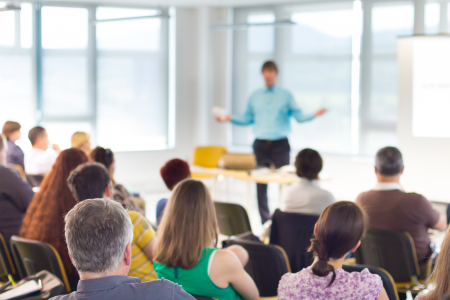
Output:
[50, 199, 193, 300]
[356, 146, 446, 275]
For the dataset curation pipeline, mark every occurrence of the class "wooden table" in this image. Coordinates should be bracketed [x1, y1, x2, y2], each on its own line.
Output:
[192, 167, 299, 211]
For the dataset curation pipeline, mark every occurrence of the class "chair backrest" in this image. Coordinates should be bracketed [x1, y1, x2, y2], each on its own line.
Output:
[192, 146, 227, 168]
[269, 209, 319, 273]
[26, 174, 44, 187]
[0, 233, 16, 279]
[226, 239, 290, 297]
[7, 164, 27, 181]
[343, 264, 399, 300]
[214, 201, 252, 236]
[10, 236, 71, 293]
[354, 228, 419, 284]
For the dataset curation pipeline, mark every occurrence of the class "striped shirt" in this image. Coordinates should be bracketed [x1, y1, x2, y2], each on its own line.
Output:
[128, 211, 157, 282]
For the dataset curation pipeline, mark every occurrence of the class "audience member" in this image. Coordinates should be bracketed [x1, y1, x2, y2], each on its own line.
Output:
[0, 134, 34, 249]
[2, 121, 25, 170]
[20, 148, 88, 289]
[70, 132, 91, 158]
[25, 126, 61, 175]
[67, 162, 158, 282]
[415, 226, 450, 300]
[283, 148, 335, 215]
[50, 199, 193, 300]
[278, 201, 388, 300]
[90, 146, 143, 214]
[356, 146, 446, 273]
[157, 158, 191, 224]
[154, 179, 259, 300]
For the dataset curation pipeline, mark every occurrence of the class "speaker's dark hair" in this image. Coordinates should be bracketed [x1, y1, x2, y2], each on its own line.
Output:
[308, 201, 367, 287]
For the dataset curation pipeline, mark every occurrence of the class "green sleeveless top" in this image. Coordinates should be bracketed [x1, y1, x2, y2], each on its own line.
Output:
[153, 247, 243, 300]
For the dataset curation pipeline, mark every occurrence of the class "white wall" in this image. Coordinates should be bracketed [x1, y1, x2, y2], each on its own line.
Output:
[397, 36, 450, 202]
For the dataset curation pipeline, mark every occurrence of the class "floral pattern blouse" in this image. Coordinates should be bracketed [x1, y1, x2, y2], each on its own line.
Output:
[278, 267, 383, 300]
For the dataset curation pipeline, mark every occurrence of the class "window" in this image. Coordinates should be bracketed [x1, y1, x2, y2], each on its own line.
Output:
[0, 2, 35, 151]
[96, 7, 168, 151]
[284, 4, 354, 154]
[17, 4, 170, 152]
[425, 2, 440, 34]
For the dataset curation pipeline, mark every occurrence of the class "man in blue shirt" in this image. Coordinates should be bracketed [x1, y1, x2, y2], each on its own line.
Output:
[218, 61, 326, 223]
[51, 198, 193, 300]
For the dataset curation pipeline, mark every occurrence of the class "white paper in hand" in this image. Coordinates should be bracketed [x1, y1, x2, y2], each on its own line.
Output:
[212, 107, 229, 121]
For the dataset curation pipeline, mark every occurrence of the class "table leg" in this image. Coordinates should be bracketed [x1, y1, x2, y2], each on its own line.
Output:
[245, 181, 251, 212]
[279, 184, 286, 210]
[211, 176, 217, 199]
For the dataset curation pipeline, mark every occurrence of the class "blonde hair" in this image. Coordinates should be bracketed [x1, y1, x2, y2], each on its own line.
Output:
[154, 179, 218, 269]
[71, 132, 90, 148]
[425, 228, 450, 300]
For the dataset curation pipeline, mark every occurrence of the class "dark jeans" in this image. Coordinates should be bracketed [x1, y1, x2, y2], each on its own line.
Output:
[253, 138, 290, 224]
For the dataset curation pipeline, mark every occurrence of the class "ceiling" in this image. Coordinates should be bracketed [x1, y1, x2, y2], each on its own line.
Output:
[41, 0, 311, 7]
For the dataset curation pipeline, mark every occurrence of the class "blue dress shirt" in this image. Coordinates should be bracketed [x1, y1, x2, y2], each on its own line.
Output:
[231, 85, 315, 140]
[50, 276, 194, 300]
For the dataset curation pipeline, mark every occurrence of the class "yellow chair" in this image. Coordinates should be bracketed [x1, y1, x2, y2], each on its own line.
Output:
[191, 146, 227, 179]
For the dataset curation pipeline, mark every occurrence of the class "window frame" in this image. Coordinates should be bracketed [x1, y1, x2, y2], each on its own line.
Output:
[0, 1, 172, 152]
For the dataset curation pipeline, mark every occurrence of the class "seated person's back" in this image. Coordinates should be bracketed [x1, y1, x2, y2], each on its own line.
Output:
[25, 126, 60, 175]
[3, 121, 25, 170]
[0, 135, 34, 249]
[356, 147, 446, 261]
[68, 162, 158, 282]
[278, 201, 388, 300]
[157, 158, 191, 225]
[284, 148, 335, 215]
[21, 148, 88, 285]
[50, 199, 193, 300]
[154, 179, 259, 300]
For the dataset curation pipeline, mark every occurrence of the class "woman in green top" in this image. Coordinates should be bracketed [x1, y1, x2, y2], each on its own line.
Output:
[153, 179, 259, 300]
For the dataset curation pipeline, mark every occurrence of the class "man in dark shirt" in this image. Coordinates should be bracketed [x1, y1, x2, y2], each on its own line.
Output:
[51, 199, 193, 300]
[0, 135, 34, 249]
[356, 147, 446, 265]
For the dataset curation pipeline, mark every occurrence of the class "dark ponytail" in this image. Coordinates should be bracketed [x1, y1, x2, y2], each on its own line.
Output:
[308, 201, 367, 287]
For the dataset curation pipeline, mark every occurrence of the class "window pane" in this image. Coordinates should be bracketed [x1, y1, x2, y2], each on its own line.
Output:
[42, 56, 89, 117]
[0, 54, 35, 151]
[97, 57, 167, 151]
[42, 7, 88, 49]
[247, 14, 274, 53]
[0, 5, 15, 47]
[284, 60, 352, 154]
[291, 8, 353, 55]
[20, 3, 33, 48]
[372, 3, 414, 54]
[370, 58, 398, 123]
[425, 3, 440, 34]
[42, 122, 92, 150]
[96, 19, 160, 51]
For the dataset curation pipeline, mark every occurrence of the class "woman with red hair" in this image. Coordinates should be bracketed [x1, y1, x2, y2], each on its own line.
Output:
[20, 148, 88, 289]
[156, 158, 191, 225]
